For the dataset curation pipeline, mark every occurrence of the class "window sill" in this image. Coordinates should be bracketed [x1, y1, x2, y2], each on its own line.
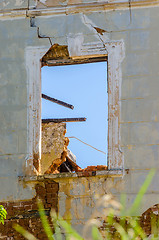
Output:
[19, 169, 124, 182]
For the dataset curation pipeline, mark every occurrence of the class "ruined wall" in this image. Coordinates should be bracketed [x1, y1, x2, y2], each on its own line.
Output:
[0, 176, 158, 239]
[41, 122, 66, 174]
[1, 0, 159, 237]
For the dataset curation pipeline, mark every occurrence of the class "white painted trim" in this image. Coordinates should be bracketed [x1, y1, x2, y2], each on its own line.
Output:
[26, 46, 49, 174]
[25, 40, 124, 174]
[105, 41, 125, 169]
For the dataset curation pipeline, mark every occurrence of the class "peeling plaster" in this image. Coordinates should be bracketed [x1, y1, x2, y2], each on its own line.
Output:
[67, 33, 84, 57]
[81, 14, 110, 42]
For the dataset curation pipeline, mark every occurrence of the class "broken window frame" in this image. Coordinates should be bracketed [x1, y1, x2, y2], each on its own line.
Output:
[25, 41, 124, 176]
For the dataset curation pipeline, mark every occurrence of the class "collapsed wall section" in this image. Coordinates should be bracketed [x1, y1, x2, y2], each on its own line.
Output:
[40, 122, 82, 175]
[40, 122, 67, 174]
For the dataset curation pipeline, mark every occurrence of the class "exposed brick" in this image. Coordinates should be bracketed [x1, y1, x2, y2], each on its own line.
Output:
[0, 180, 59, 239]
[0, 179, 157, 239]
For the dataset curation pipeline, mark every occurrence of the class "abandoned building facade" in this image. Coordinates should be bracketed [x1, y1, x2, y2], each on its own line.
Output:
[0, 0, 159, 238]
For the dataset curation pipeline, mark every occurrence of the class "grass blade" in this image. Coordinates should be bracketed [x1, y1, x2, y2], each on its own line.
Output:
[129, 217, 147, 239]
[92, 226, 103, 240]
[13, 224, 38, 240]
[114, 222, 129, 240]
[37, 200, 55, 240]
[50, 210, 62, 240]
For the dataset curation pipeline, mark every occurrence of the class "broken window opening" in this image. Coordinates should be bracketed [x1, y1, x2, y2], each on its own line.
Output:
[40, 47, 108, 175]
[27, 42, 124, 176]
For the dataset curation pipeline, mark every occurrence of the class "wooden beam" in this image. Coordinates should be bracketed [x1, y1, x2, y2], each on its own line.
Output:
[42, 118, 86, 123]
[42, 93, 74, 110]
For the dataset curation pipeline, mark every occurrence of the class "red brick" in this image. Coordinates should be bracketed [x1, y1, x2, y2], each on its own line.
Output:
[0, 180, 58, 239]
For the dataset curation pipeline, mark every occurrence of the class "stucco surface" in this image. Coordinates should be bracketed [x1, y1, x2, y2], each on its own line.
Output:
[0, 0, 159, 232]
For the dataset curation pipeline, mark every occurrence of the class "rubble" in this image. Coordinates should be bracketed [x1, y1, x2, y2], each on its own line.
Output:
[41, 122, 107, 175]
[76, 165, 108, 172]
[41, 122, 67, 174]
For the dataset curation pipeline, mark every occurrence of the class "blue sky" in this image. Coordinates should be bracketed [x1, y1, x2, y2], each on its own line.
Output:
[41, 62, 108, 168]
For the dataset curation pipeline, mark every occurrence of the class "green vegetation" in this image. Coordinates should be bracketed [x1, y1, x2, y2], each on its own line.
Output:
[13, 169, 158, 239]
[0, 205, 7, 225]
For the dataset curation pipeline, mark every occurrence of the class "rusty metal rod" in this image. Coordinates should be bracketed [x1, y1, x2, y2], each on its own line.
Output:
[42, 93, 74, 110]
[42, 118, 86, 123]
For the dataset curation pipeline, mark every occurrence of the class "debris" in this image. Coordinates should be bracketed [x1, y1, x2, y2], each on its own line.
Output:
[67, 149, 76, 163]
[41, 122, 107, 175]
[77, 165, 108, 172]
